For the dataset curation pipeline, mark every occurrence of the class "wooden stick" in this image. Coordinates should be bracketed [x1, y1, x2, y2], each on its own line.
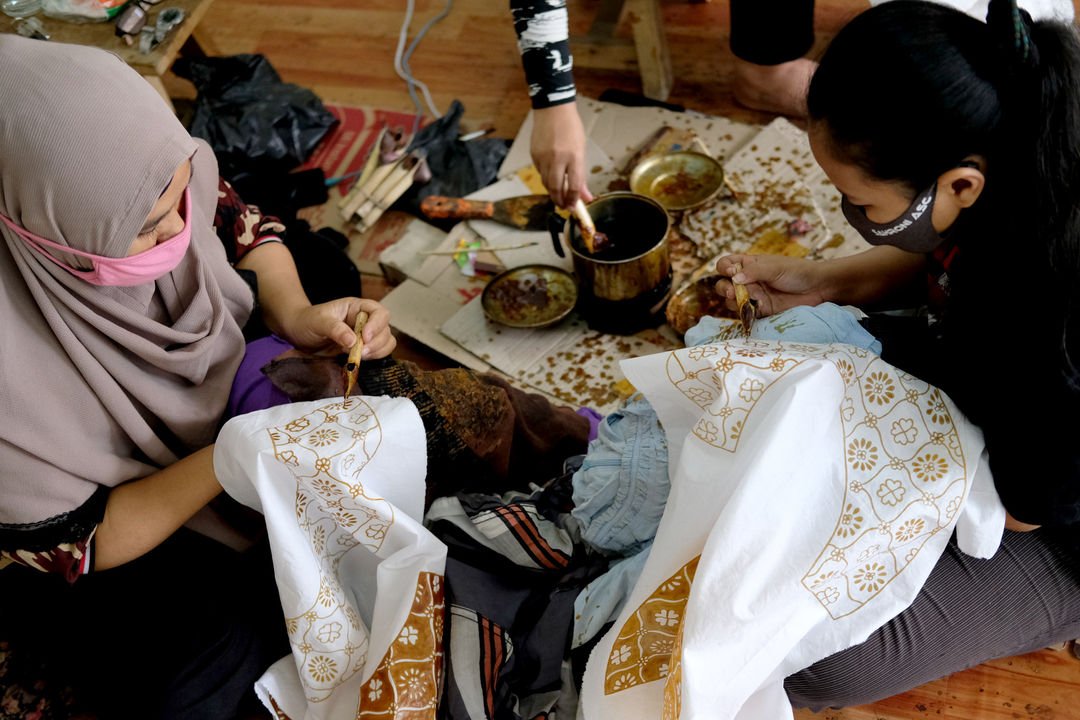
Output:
[336, 126, 386, 206]
[722, 175, 743, 205]
[342, 159, 399, 220]
[422, 241, 538, 256]
[343, 310, 369, 401]
[356, 157, 422, 231]
[731, 263, 755, 336]
[621, 125, 671, 175]
[572, 198, 598, 253]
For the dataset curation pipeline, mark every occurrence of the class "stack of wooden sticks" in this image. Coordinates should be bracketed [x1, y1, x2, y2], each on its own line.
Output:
[338, 126, 425, 232]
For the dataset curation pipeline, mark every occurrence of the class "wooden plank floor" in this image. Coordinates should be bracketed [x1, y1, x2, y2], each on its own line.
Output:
[184, 1, 1080, 717]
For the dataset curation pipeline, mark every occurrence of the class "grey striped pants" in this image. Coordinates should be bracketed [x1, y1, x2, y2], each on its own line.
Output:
[785, 529, 1080, 710]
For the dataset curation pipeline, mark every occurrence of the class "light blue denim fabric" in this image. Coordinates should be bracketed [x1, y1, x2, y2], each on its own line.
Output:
[571, 395, 669, 557]
[572, 544, 652, 649]
[684, 302, 883, 354]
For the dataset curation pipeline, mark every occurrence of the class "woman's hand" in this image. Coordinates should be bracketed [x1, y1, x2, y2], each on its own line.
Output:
[531, 102, 593, 209]
[714, 254, 829, 317]
[280, 298, 396, 359]
[95, 445, 222, 570]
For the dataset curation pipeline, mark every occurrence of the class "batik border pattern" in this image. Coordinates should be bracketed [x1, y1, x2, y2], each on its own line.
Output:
[356, 571, 445, 720]
[797, 348, 968, 619]
[665, 339, 817, 453]
[265, 398, 392, 703]
[604, 340, 972, 703]
[668, 340, 970, 618]
[603, 556, 699, 695]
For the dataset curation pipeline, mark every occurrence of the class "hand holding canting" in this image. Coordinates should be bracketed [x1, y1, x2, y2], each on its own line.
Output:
[281, 298, 396, 359]
[714, 254, 828, 318]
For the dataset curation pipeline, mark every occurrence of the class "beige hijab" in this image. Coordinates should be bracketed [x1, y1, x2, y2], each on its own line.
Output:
[0, 36, 254, 526]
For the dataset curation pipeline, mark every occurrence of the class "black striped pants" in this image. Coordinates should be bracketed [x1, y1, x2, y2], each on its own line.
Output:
[785, 529, 1080, 709]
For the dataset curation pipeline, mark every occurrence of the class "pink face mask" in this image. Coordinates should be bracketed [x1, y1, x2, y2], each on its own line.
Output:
[0, 188, 192, 287]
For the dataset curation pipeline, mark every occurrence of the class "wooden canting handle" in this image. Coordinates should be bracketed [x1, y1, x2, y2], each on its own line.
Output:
[420, 196, 495, 220]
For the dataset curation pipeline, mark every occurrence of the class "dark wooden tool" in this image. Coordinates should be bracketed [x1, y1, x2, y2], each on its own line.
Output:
[343, 311, 369, 401]
[731, 263, 756, 336]
[571, 198, 610, 254]
[420, 194, 555, 231]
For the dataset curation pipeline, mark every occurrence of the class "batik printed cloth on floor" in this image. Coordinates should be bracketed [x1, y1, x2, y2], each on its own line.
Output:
[579, 339, 1006, 720]
[214, 396, 446, 720]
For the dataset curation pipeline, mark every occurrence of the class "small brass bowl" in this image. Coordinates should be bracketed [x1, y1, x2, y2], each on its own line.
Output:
[665, 272, 738, 335]
[481, 264, 578, 329]
[629, 150, 725, 211]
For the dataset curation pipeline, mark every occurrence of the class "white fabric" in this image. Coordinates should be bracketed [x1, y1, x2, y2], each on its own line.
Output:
[579, 340, 1005, 720]
[215, 396, 446, 720]
[869, 0, 1075, 21]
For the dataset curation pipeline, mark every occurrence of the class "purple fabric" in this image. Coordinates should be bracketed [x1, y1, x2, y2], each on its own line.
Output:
[225, 335, 293, 420]
[225, 336, 607, 443]
[576, 406, 604, 443]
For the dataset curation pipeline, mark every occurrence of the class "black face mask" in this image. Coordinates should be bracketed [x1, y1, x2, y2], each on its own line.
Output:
[841, 185, 943, 254]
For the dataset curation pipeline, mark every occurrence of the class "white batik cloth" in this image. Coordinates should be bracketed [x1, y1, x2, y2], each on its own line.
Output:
[215, 396, 447, 720]
[579, 340, 1006, 720]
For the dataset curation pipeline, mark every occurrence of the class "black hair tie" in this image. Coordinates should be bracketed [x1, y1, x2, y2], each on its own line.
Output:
[986, 0, 1038, 68]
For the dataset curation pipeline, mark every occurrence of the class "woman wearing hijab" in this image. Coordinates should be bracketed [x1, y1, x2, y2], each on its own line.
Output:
[0, 35, 395, 718]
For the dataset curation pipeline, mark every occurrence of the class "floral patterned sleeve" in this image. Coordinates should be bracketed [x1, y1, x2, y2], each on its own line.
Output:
[0, 534, 95, 584]
[213, 177, 287, 264]
[0, 486, 109, 584]
[511, 0, 576, 109]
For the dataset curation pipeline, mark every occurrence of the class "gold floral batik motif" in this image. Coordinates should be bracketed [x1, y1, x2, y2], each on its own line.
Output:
[660, 621, 685, 720]
[798, 348, 971, 619]
[265, 398, 392, 703]
[604, 556, 700, 695]
[356, 572, 446, 720]
[665, 340, 971, 620]
[666, 340, 809, 453]
[268, 696, 292, 720]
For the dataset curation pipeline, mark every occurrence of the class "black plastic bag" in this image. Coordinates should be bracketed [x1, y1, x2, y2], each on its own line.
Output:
[173, 54, 338, 178]
[392, 100, 510, 231]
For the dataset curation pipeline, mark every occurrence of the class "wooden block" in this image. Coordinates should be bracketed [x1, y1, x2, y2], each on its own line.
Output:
[624, 0, 673, 102]
[621, 125, 698, 175]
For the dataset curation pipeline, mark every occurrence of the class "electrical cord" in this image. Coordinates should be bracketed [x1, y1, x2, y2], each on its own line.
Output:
[395, 0, 453, 136]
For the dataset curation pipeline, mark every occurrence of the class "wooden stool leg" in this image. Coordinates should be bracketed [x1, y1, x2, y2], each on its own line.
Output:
[183, 27, 220, 57]
[626, 0, 673, 101]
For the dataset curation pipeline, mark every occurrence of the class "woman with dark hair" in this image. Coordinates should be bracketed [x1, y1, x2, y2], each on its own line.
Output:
[715, 0, 1080, 708]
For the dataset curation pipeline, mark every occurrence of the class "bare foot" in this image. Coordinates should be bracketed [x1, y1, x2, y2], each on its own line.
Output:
[732, 57, 818, 118]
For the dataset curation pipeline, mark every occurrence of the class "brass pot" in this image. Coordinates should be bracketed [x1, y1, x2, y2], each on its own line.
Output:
[549, 192, 672, 334]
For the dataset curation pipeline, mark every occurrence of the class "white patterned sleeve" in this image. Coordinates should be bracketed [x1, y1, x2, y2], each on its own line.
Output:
[511, 0, 577, 108]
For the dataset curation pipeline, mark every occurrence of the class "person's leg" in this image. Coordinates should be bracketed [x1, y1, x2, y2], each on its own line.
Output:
[1, 528, 289, 720]
[784, 530, 1080, 710]
[729, 0, 817, 117]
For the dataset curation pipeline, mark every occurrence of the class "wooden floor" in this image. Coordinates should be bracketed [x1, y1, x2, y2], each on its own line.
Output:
[184, 1, 1080, 717]
[170, 0, 874, 133]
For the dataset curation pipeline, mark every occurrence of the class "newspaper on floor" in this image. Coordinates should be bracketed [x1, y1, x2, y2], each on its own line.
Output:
[439, 298, 680, 414]
[680, 117, 869, 263]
